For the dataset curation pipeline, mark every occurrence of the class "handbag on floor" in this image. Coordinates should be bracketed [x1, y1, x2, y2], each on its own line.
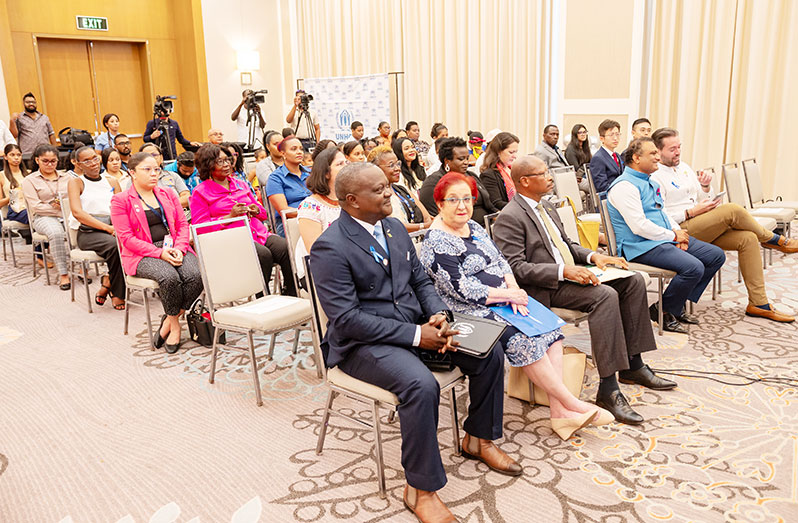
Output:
[507, 346, 586, 406]
[186, 296, 225, 346]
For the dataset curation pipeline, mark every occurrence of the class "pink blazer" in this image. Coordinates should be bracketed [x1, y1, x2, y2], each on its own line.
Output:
[110, 185, 193, 276]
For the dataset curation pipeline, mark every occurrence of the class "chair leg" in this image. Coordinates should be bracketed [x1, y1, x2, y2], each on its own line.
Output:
[83, 261, 93, 313]
[123, 286, 131, 335]
[1, 230, 6, 262]
[292, 328, 301, 354]
[32, 242, 37, 278]
[657, 275, 664, 336]
[371, 401, 387, 499]
[689, 301, 694, 314]
[387, 411, 396, 424]
[143, 289, 155, 350]
[248, 330, 263, 407]
[43, 244, 51, 285]
[209, 326, 221, 384]
[69, 260, 76, 302]
[712, 273, 717, 300]
[267, 332, 277, 360]
[316, 390, 336, 454]
[449, 387, 461, 455]
[8, 231, 17, 267]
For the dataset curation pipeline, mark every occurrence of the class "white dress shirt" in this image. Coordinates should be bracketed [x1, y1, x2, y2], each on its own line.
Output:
[520, 194, 594, 280]
[0, 120, 16, 152]
[650, 161, 714, 225]
[607, 176, 680, 242]
[351, 216, 423, 346]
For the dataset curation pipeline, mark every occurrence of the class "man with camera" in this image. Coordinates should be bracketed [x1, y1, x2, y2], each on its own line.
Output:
[231, 89, 266, 144]
[143, 97, 200, 162]
[285, 89, 320, 151]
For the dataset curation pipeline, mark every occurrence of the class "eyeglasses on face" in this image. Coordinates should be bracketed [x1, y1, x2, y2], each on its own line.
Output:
[115, 141, 131, 147]
[215, 158, 232, 166]
[38, 158, 58, 165]
[443, 197, 476, 206]
[603, 132, 621, 138]
[80, 156, 101, 165]
[148, 152, 161, 158]
[383, 161, 401, 169]
[137, 167, 162, 175]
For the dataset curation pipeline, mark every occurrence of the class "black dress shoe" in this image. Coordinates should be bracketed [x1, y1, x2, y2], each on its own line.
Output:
[619, 365, 677, 390]
[676, 310, 700, 325]
[650, 303, 689, 333]
[154, 314, 168, 349]
[595, 389, 643, 425]
[165, 341, 180, 354]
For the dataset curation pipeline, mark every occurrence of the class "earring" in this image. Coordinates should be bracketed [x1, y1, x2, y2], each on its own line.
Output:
[444, 164, 450, 172]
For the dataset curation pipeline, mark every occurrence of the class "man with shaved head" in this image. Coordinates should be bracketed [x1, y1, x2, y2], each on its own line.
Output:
[207, 128, 224, 145]
[493, 155, 675, 425]
[311, 162, 520, 522]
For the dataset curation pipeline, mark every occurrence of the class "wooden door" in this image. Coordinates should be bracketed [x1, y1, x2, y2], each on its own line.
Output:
[37, 39, 98, 137]
[90, 41, 149, 152]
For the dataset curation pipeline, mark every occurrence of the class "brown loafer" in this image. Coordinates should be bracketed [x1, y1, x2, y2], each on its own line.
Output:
[403, 485, 458, 523]
[762, 236, 798, 254]
[461, 433, 522, 476]
[745, 304, 795, 322]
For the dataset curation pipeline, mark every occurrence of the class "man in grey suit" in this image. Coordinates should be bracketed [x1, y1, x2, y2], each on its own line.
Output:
[492, 156, 677, 424]
[532, 124, 569, 169]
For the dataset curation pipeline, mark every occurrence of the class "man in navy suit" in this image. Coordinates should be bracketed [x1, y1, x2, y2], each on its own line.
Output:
[589, 119, 625, 193]
[311, 162, 520, 523]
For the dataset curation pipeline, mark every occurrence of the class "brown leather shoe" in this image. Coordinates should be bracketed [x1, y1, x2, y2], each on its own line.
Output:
[461, 433, 522, 476]
[745, 304, 795, 322]
[403, 485, 458, 523]
[762, 236, 798, 254]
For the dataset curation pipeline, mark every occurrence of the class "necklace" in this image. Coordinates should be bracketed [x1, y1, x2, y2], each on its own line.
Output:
[318, 194, 339, 206]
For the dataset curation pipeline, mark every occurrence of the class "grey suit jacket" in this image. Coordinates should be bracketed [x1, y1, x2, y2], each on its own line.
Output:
[532, 142, 569, 169]
[493, 195, 592, 305]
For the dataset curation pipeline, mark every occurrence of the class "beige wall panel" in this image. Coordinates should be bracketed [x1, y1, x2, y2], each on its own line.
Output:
[563, 114, 629, 150]
[564, 0, 635, 100]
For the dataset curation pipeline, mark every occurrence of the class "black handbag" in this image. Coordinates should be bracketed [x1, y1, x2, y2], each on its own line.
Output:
[186, 296, 225, 347]
[418, 351, 454, 372]
[57, 127, 94, 148]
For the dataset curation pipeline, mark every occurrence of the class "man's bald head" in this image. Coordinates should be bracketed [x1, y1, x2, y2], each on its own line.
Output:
[335, 162, 393, 223]
[207, 128, 224, 145]
[511, 155, 546, 185]
[335, 162, 380, 203]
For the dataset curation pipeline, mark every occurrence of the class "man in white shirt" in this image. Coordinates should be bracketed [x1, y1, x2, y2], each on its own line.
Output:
[231, 89, 265, 144]
[285, 89, 320, 151]
[607, 138, 726, 333]
[651, 127, 797, 322]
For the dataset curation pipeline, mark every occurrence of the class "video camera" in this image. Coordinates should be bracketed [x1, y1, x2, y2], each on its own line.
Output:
[153, 95, 177, 117]
[298, 92, 313, 112]
[245, 89, 268, 111]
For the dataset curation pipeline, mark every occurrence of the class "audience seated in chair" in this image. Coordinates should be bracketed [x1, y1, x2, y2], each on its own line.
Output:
[190, 144, 296, 297]
[67, 146, 126, 310]
[265, 136, 311, 237]
[392, 137, 426, 192]
[110, 152, 203, 354]
[425, 123, 449, 174]
[492, 155, 677, 425]
[113, 134, 132, 172]
[310, 162, 521, 523]
[102, 147, 131, 191]
[343, 141, 366, 163]
[650, 127, 797, 323]
[255, 131, 285, 187]
[139, 144, 190, 211]
[589, 119, 624, 194]
[620, 118, 652, 159]
[606, 137, 725, 333]
[564, 124, 592, 200]
[421, 172, 613, 439]
[1, 143, 35, 249]
[479, 131, 520, 210]
[369, 145, 432, 233]
[532, 124, 569, 169]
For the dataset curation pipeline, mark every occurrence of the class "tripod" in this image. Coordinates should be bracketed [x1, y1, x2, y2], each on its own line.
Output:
[294, 108, 317, 150]
[154, 115, 176, 161]
[245, 106, 262, 151]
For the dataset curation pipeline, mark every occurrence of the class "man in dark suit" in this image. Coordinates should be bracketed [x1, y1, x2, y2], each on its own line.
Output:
[310, 162, 520, 523]
[492, 156, 677, 425]
[589, 119, 625, 193]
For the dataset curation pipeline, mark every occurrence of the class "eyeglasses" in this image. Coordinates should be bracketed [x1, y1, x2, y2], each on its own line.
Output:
[603, 132, 621, 138]
[577, 130, 588, 135]
[137, 167, 162, 175]
[80, 157, 101, 165]
[38, 158, 58, 165]
[115, 141, 131, 147]
[215, 158, 232, 166]
[520, 171, 548, 178]
[148, 152, 161, 158]
[443, 197, 476, 206]
[383, 161, 401, 169]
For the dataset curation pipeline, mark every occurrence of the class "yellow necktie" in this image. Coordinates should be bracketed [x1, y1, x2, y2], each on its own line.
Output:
[537, 203, 575, 265]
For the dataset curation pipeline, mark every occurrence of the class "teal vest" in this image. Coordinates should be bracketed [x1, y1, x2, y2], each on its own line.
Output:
[607, 167, 674, 260]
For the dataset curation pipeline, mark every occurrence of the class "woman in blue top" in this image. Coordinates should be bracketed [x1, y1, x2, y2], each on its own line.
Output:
[94, 113, 121, 153]
[419, 172, 613, 440]
[266, 136, 311, 236]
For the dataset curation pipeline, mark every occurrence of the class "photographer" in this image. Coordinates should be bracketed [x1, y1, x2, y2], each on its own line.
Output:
[143, 100, 200, 162]
[285, 89, 320, 152]
[231, 89, 266, 143]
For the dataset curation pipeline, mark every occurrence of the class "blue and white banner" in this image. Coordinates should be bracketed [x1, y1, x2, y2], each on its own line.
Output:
[303, 73, 390, 143]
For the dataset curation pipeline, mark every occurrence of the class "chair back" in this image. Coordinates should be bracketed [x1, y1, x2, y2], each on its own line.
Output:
[259, 185, 277, 232]
[598, 199, 618, 257]
[483, 212, 500, 240]
[550, 166, 584, 214]
[57, 193, 79, 249]
[553, 200, 580, 242]
[191, 216, 267, 308]
[741, 158, 765, 204]
[408, 229, 425, 256]
[280, 209, 303, 296]
[303, 255, 329, 380]
[722, 162, 751, 209]
[701, 167, 721, 195]
[584, 165, 601, 210]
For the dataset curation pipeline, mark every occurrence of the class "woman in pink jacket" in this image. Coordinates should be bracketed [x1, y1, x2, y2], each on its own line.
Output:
[189, 144, 296, 296]
[110, 152, 203, 353]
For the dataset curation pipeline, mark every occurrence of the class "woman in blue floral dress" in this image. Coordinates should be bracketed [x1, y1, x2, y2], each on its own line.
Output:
[419, 172, 613, 439]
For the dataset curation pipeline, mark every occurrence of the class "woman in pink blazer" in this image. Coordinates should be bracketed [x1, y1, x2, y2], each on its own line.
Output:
[110, 152, 203, 353]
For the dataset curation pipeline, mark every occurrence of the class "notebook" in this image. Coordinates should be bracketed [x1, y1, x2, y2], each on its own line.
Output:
[450, 313, 506, 358]
[490, 296, 566, 337]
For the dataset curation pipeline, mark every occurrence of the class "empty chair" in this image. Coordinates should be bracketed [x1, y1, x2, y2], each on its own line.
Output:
[742, 158, 798, 230]
[723, 162, 794, 234]
[550, 166, 600, 223]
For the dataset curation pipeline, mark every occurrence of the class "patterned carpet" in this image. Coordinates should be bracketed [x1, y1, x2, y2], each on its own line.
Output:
[1, 238, 797, 522]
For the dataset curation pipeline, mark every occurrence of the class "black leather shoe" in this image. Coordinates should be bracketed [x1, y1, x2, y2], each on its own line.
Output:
[676, 310, 700, 325]
[649, 303, 659, 323]
[650, 303, 689, 333]
[165, 342, 180, 354]
[619, 365, 677, 390]
[595, 389, 643, 425]
[154, 314, 168, 349]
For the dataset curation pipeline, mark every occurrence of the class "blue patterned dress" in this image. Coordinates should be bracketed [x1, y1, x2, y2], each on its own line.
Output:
[420, 221, 563, 366]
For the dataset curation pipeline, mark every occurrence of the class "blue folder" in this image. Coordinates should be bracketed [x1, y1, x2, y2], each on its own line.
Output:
[490, 296, 566, 337]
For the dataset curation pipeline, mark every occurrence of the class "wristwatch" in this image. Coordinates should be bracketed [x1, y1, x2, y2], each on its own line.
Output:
[434, 310, 455, 323]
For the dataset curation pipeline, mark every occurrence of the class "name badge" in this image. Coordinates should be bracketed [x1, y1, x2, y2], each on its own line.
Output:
[163, 234, 174, 249]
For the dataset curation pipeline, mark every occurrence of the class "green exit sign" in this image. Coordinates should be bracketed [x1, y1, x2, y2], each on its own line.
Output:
[76, 16, 108, 31]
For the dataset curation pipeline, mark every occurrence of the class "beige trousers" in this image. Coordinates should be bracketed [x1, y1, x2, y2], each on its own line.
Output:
[681, 203, 772, 306]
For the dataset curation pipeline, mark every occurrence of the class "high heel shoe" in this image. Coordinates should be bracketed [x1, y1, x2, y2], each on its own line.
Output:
[154, 315, 168, 349]
[590, 407, 615, 426]
[551, 411, 598, 440]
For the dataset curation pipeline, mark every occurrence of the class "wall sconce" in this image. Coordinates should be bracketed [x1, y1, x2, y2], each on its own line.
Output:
[237, 50, 260, 71]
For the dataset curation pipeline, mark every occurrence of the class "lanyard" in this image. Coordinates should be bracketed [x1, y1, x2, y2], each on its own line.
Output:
[139, 195, 170, 232]
[392, 186, 416, 222]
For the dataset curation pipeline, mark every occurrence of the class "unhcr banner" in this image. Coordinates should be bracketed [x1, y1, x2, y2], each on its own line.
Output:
[303, 73, 390, 143]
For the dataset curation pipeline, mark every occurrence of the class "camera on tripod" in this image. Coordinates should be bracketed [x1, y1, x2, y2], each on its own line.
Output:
[245, 89, 268, 111]
[298, 93, 313, 112]
[153, 95, 177, 117]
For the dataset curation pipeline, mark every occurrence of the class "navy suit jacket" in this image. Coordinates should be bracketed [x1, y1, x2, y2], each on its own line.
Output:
[310, 211, 447, 368]
[589, 147, 624, 194]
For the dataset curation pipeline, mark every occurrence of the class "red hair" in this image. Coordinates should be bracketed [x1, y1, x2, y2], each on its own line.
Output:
[433, 172, 477, 204]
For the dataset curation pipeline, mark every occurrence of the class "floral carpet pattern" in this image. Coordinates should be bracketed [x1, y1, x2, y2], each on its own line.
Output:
[1, 239, 796, 521]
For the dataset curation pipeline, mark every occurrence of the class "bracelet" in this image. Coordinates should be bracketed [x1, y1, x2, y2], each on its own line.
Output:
[700, 184, 710, 188]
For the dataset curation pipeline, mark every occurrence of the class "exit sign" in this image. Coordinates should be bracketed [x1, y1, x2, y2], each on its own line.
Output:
[76, 16, 108, 31]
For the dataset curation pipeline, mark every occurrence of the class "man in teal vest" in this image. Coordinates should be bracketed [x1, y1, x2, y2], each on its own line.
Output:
[607, 137, 725, 333]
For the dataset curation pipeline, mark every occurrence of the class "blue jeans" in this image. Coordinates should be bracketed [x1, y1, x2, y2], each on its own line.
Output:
[632, 239, 725, 316]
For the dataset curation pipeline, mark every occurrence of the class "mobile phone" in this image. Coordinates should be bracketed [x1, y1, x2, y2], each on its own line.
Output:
[712, 191, 726, 202]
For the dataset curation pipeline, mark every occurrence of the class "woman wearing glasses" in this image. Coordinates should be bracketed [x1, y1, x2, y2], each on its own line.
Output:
[190, 144, 296, 297]
[368, 145, 431, 233]
[111, 152, 202, 353]
[21, 144, 72, 289]
[419, 173, 613, 440]
[564, 124, 592, 196]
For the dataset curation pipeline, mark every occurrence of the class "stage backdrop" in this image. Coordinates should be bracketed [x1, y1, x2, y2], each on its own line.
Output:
[303, 73, 390, 143]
